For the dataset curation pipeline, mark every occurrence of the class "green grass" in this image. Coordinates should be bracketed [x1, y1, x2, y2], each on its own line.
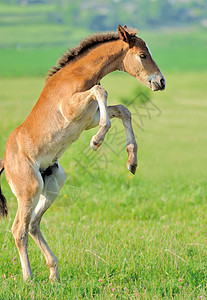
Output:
[0, 71, 207, 299]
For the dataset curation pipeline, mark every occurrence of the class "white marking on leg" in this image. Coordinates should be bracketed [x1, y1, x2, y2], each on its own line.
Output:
[18, 251, 33, 281]
[59, 104, 69, 123]
[9, 181, 18, 202]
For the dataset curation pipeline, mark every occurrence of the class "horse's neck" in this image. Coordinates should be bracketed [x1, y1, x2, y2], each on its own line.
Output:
[90, 40, 126, 79]
[70, 40, 127, 83]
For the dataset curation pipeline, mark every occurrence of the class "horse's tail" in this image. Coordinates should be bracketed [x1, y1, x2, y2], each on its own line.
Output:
[0, 159, 8, 218]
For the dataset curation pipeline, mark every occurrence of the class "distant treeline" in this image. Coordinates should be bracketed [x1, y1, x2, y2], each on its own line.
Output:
[0, 0, 207, 30]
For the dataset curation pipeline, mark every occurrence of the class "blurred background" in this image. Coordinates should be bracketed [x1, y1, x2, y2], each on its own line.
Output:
[0, 0, 206, 76]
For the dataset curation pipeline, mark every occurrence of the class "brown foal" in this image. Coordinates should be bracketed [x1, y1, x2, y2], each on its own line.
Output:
[0, 25, 165, 282]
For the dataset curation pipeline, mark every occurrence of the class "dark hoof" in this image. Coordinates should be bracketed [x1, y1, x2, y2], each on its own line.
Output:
[127, 164, 137, 175]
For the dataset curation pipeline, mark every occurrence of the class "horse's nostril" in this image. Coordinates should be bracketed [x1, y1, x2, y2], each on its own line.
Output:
[160, 78, 165, 87]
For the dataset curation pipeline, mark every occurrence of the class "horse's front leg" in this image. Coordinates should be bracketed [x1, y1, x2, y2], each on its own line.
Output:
[89, 86, 111, 150]
[109, 105, 138, 174]
[86, 104, 138, 174]
[63, 85, 111, 150]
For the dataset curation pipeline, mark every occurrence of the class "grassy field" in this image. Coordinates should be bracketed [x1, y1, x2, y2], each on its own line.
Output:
[0, 70, 207, 299]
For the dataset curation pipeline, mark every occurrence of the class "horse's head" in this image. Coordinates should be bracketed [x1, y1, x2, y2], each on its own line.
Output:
[118, 25, 165, 91]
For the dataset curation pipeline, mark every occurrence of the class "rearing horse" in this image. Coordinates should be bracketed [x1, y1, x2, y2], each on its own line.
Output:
[0, 25, 165, 282]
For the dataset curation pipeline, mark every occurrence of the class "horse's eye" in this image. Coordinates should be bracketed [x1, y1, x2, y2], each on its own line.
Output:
[140, 54, 146, 59]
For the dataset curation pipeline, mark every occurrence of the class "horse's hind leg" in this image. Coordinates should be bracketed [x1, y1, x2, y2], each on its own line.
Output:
[29, 163, 66, 282]
[4, 155, 43, 282]
[12, 206, 36, 281]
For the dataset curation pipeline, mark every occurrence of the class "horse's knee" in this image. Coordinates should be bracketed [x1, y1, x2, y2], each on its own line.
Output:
[12, 204, 35, 247]
[92, 85, 108, 100]
[28, 220, 38, 236]
[12, 221, 18, 241]
[118, 104, 131, 121]
[46, 256, 59, 269]
[12, 222, 28, 249]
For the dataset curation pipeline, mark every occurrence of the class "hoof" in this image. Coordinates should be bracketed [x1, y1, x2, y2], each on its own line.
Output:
[23, 275, 34, 283]
[49, 270, 60, 283]
[49, 275, 60, 283]
[90, 137, 101, 151]
[127, 163, 137, 175]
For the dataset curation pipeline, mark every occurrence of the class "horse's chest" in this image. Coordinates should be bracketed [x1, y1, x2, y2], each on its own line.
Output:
[61, 100, 98, 142]
[38, 101, 98, 168]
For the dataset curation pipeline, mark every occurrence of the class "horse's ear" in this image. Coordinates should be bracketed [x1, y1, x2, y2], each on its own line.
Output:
[117, 25, 131, 44]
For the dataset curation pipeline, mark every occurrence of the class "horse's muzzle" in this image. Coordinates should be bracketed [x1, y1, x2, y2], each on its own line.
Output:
[148, 74, 166, 91]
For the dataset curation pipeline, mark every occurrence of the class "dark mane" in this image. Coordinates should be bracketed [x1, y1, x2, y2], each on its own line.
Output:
[47, 31, 119, 78]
